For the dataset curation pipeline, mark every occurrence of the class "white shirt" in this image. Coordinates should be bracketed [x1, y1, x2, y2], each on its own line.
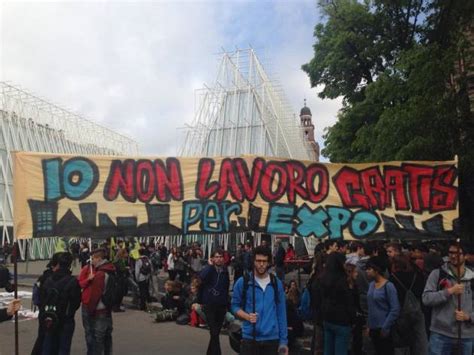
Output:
[167, 253, 175, 270]
[255, 274, 271, 291]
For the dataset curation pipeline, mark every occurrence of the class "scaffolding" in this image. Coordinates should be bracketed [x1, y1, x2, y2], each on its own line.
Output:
[0, 82, 139, 259]
[179, 49, 315, 160]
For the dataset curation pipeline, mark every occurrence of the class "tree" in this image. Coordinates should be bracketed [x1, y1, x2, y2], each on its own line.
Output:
[303, 0, 474, 237]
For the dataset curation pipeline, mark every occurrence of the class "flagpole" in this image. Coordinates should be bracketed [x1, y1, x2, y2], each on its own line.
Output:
[456, 238, 461, 355]
[12, 240, 19, 355]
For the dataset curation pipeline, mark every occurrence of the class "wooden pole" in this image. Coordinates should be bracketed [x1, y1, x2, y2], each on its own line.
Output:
[13, 241, 19, 355]
[456, 238, 462, 355]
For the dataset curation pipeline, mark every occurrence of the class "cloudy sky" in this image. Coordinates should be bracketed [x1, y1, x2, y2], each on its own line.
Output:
[0, 0, 341, 160]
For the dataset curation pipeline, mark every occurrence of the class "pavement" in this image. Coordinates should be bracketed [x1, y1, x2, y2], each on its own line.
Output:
[1, 260, 312, 354]
[1, 260, 236, 355]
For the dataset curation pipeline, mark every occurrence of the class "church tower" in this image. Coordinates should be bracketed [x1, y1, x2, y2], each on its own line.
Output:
[300, 100, 320, 161]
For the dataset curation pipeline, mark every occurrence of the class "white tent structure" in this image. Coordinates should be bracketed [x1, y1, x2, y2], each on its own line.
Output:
[179, 49, 318, 255]
[179, 48, 316, 161]
[0, 82, 138, 259]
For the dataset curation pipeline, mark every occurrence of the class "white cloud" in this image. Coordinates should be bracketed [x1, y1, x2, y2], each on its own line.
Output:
[1, 0, 341, 160]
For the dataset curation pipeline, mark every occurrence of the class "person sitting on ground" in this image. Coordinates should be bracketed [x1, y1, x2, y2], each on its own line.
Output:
[0, 299, 20, 322]
[161, 280, 186, 315]
[186, 278, 206, 327]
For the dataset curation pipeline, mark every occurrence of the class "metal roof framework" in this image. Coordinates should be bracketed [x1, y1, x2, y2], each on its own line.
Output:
[179, 49, 315, 160]
[0, 82, 139, 258]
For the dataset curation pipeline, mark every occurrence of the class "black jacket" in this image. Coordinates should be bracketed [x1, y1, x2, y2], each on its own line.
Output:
[40, 269, 81, 321]
[275, 246, 286, 267]
[389, 270, 425, 306]
[0, 308, 11, 322]
[317, 278, 355, 326]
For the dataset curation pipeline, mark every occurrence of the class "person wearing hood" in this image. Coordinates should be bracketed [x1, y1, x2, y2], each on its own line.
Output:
[422, 241, 474, 355]
[78, 248, 116, 355]
[37, 252, 81, 355]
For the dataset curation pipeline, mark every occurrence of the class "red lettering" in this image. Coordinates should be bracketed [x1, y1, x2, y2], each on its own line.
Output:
[306, 164, 329, 203]
[403, 164, 434, 213]
[136, 160, 155, 203]
[384, 168, 409, 210]
[360, 167, 386, 209]
[333, 167, 369, 209]
[260, 162, 288, 202]
[104, 160, 135, 202]
[285, 161, 308, 204]
[431, 165, 458, 212]
[234, 158, 263, 201]
[154, 158, 183, 202]
[216, 159, 244, 201]
[196, 159, 219, 199]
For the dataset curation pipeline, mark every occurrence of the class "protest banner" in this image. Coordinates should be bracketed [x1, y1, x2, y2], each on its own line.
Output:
[13, 152, 458, 240]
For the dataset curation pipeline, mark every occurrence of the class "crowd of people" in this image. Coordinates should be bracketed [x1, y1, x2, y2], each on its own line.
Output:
[307, 239, 474, 355]
[2, 237, 474, 355]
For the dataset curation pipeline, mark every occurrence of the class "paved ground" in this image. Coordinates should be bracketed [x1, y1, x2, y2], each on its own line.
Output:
[0, 304, 234, 355]
[1, 261, 234, 355]
[1, 260, 311, 355]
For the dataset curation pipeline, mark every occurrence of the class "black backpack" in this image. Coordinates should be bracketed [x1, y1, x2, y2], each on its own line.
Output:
[390, 274, 423, 347]
[240, 273, 279, 310]
[101, 269, 122, 309]
[40, 275, 75, 331]
[140, 256, 152, 276]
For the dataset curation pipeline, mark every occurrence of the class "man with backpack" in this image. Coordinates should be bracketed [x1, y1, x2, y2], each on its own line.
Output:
[38, 252, 81, 355]
[198, 249, 230, 355]
[78, 248, 116, 355]
[422, 241, 474, 355]
[135, 248, 152, 311]
[231, 245, 288, 355]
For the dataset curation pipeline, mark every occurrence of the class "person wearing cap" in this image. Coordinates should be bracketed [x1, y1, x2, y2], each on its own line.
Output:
[366, 255, 400, 355]
[422, 241, 474, 355]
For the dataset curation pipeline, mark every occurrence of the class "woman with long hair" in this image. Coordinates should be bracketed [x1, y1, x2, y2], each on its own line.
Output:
[345, 263, 364, 355]
[317, 252, 355, 355]
[366, 256, 400, 355]
[389, 254, 427, 354]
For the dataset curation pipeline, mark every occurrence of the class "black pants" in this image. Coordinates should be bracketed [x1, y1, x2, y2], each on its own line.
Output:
[168, 270, 177, 281]
[203, 304, 227, 355]
[240, 339, 279, 355]
[138, 279, 150, 310]
[369, 328, 394, 355]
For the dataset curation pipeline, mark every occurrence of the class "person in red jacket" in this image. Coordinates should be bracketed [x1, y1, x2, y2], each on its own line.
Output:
[285, 244, 296, 262]
[78, 248, 116, 355]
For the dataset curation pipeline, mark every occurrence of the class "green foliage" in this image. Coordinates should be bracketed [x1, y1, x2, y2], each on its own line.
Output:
[304, 0, 474, 164]
[304, 0, 474, 238]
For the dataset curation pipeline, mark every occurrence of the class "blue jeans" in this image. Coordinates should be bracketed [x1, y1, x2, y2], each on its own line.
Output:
[323, 321, 351, 355]
[41, 318, 75, 355]
[429, 332, 473, 355]
[82, 308, 113, 355]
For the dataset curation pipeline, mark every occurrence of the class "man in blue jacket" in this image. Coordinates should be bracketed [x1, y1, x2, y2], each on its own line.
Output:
[231, 245, 288, 355]
[199, 248, 230, 355]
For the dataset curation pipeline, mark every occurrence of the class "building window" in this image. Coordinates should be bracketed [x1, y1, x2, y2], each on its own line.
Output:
[36, 210, 54, 232]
